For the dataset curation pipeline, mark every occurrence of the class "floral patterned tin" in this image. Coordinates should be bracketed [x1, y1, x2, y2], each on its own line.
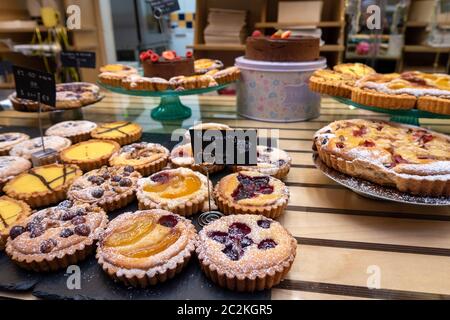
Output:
[235, 56, 327, 122]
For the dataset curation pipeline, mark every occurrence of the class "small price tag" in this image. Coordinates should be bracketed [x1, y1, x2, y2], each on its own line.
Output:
[61, 51, 96, 69]
[13, 66, 56, 107]
[190, 129, 257, 165]
[148, 0, 180, 15]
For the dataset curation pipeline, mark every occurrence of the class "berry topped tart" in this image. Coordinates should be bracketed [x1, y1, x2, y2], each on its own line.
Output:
[0, 156, 31, 190]
[91, 121, 143, 146]
[234, 146, 292, 180]
[3, 163, 82, 208]
[170, 143, 225, 174]
[196, 214, 296, 292]
[0, 133, 30, 156]
[109, 142, 170, 177]
[214, 171, 289, 219]
[68, 166, 141, 212]
[0, 196, 31, 251]
[56, 82, 102, 109]
[6, 200, 107, 272]
[45, 120, 97, 144]
[140, 50, 195, 80]
[136, 168, 211, 216]
[314, 119, 450, 197]
[96, 209, 197, 288]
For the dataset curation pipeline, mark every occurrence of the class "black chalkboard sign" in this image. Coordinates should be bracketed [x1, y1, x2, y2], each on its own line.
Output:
[13, 66, 56, 107]
[61, 51, 96, 69]
[190, 129, 257, 165]
[148, 0, 180, 15]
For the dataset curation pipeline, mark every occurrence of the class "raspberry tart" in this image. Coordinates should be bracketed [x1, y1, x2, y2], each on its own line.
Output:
[109, 142, 170, 176]
[314, 119, 450, 197]
[214, 171, 289, 219]
[91, 121, 143, 146]
[6, 200, 108, 272]
[170, 143, 225, 174]
[60, 139, 120, 172]
[136, 168, 210, 216]
[0, 133, 30, 156]
[196, 214, 296, 292]
[10, 136, 71, 160]
[45, 121, 97, 144]
[96, 209, 197, 288]
[0, 156, 31, 190]
[0, 196, 31, 251]
[234, 146, 292, 180]
[68, 166, 141, 212]
[3, 163, 82, 208]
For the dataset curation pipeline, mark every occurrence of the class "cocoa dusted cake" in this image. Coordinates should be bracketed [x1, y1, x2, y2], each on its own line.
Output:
[140, 49, 195, 80]
[245, 30, 320, 62]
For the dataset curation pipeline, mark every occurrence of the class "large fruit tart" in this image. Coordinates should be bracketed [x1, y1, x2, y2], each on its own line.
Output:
[314, 119, 450, 197]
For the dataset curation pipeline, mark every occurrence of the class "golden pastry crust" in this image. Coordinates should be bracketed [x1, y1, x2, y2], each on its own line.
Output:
[0, 156, 32, 190]
[207, 66, 241, 85]
[0, 196, 31, 251]
[309, 69, 355, 98]
[196, 214, 296, 292]
[61, 140, 120, 172]
[351, 87, 417, 110]
[418, 96, 450, 115]
[170, 143, 225, 174]
[96, 210, 197, 288]
[333, 63, 376, 79]
[169, 75, 218, 90]
[314, 119, 450, 197]
[91, 121, 143, 146]
[121, 75, 170, 91]
[6, 201, 108, 272]
[214, 171, 289, 219]
[99, 64, 138, 75]
[3, 164, 82, 208]
[195, 59, 224, 74]
[98, 72, 128, 87]
[0, 133, 30, 156]
[45, 121, 97, 144]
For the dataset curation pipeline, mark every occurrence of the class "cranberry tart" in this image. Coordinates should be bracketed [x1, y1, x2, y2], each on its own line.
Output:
[314, 119, 450, 197]
[6, 200, 108, 272]
[68, 166, 141, 212]
[96, 210, 197, 288]
[136, 168, 210, 216]
[197, 214, 296, 292]
[214, 171, 289, 219]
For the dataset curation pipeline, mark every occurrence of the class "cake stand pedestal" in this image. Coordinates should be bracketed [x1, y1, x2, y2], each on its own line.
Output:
[98, 83, 233, 121]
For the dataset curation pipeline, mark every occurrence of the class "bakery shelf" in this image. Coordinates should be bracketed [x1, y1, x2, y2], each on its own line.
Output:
[403, 45, 450, 53]
[189, 44, 344, 52]
[0, 26, 96, 33]
[254, 21, 343, 28]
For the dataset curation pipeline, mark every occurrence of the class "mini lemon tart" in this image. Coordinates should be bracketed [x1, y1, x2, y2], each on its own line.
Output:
[0, 196, 31, 250]
[60, 139, 120, 172]
[96, 209, 197, 288]
[109, 142, 170, 176]
[214, 171, 289, 219]
[91, 121, 143, 146]
[137, 168, 210, 216]
[3, 164, 82, 208]
[6, 200, 107, 272]
[197, 214, 296, 292]
[0, 133, 30, 156]
[170, 143, 225, 174]
[68, 166, 141, 212]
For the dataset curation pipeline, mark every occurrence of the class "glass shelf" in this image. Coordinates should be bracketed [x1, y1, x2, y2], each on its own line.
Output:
[98, 82, 233, 121]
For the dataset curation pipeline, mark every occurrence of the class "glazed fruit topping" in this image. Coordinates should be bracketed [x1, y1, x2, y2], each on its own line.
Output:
[231, 174, 274, 201]
[60, 228, 74, 238]
[228, 222, 251, 238]
[124, 165, 135, 173]
[151, 172, 170, 184]
[58, 200, 73, 209]
[71, 216, 86, 226]
[88, 175, 104, 185]
[271, 29, 284, 39]
[119, 178, 133, 187]
[40, 239, 57, 253]
[162, 50, 176, 61]
[353, 126, 368, 137]
[335, 142, 345, 149]
[207, 231, 228, 244]
[360, 140, 375, 148]
[258, 239, 277, 250]
[252, 30, 262, 37]
[158, 215, 178, 228]
[9, 226, 26, 240]
[186, 51, 193, 58]
[281, 30, 292, 39]
[257, 219, 272, 229]
[91, 188, 104, 198]
[74, 224, 91, 237]
[61, 210, 78, 221]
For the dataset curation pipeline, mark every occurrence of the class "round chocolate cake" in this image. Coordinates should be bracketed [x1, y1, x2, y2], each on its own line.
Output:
[142, 58, 194, 80]
[245, 35, 320, 62]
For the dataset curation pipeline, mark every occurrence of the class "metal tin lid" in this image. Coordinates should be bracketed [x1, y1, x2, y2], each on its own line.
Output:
[235, 56, 327, 72]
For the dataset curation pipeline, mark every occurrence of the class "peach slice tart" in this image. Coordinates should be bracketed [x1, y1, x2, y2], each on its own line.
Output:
[136, 167, 210, 216]
[91, 121, 142, 146]
[3, 163, 82, 208]
[96, 209, 197, 288]
[0, 196, 31, 251]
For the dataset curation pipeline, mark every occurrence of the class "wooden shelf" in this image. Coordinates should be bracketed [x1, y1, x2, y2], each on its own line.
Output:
[0, 83, 14, 89]
[189, 43, 344, 52]
[404, 45, 450, 53]
[255, 21, 343, 28]
[0, 26, 96, 33]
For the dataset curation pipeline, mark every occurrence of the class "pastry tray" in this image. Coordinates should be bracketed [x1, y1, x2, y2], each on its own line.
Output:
[0, 129, 269, 300]
[313, 153, 450, 206]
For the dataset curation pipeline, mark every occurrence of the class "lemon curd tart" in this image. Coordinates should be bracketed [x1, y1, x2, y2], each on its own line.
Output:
[137, 167, 210, 216]
[0, 196, 31, 250]
[91, 122, 142, 146]
[3, 163, 82, 208]
[96, 209, 197, 288]
[61, 139, 120, 172]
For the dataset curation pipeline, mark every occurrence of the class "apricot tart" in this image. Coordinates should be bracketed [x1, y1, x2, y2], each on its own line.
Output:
[234, 146, 292, 180]
[170, 143, 225, 174]
[309, 69, 356, 98]
[68, 166, 141, 212]
[109, 142, 170, 176]
[0, 196, 31, 251]
[10, 136, 72, 160]
[205, 66, 241, 85]
[96, 209, 197, 288]
[0, 133, 30, 156]
[5, 200, 107, 272]
[99, 64, 138, 75]
[314, 119, 450, 197]
[194, 59, 224, 74]
[60, 139, 120, 172]
[3, 164, 82, 208]
[196, 214, 296, 292]
[0, 156, 31, 190]
[136, 168, 210, 216]
[333, 63, 376, 79]
[45, 121, 97, 144]
[214, 171, 289, 219]
[91, 121, 143, 146]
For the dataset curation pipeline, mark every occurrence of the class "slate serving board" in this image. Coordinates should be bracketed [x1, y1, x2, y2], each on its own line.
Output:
[0, 130, 270, 300]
